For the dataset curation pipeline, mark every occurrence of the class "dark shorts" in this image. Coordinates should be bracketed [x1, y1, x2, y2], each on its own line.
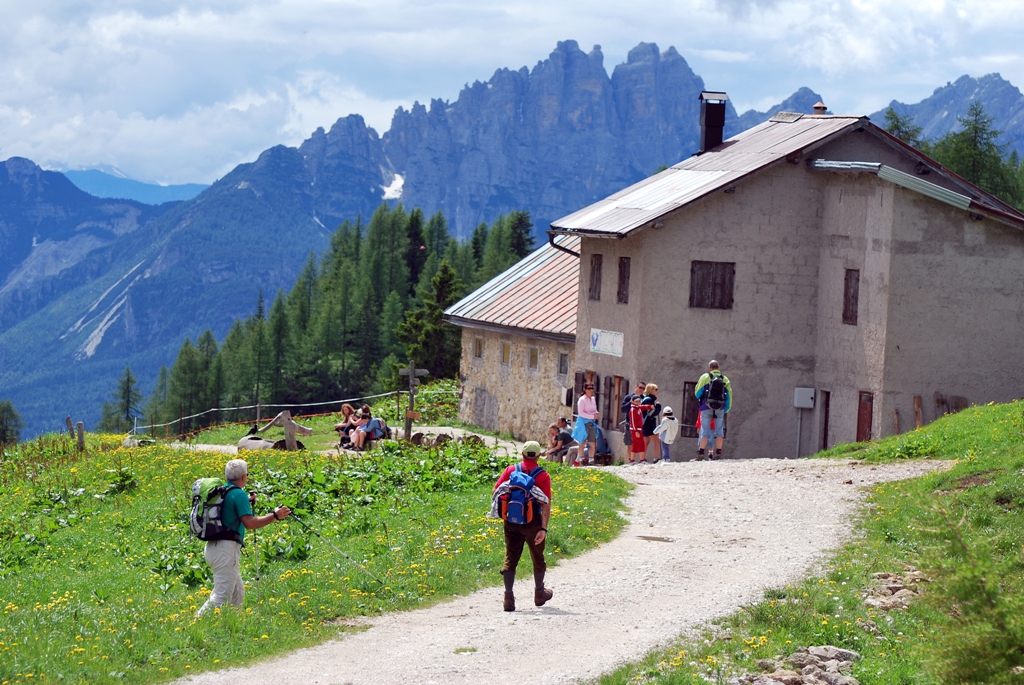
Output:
[583, 421, 597, 442]
[501, 520, 546, 577]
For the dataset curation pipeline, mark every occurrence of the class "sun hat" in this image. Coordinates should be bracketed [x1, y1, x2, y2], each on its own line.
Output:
[663, 407, 674, 415]
[522, 441, 542, 457]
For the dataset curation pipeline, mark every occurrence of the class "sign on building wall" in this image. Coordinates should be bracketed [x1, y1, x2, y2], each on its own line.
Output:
[590, 328, 624, 357]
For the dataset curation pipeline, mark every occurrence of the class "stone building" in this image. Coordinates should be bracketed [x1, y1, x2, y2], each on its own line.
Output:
[547, 99, 1024, 460]
[444, 236, 579, 441]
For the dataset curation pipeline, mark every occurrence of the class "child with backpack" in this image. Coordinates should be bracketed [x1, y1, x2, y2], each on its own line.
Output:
[694, 360, 733, 460]
[627, 395, 653, 464]
[491, 441, 553, 612]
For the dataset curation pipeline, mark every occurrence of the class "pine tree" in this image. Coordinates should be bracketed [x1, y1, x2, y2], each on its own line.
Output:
[405, 208, 427, 293]
[268, 290, 290, 401]
[379, 289, 406, 359]
[883, 107, 923, 148]
[929, 102, 1024, 207]
[167, 340, 205, 433]
[144, 365, 169, 429]
[507, 210, 535, 258]
[425, 211, 451, 254]
[470, 222, 488, 267]
[0, 399, 24, 447]
[396, 260, 464, 380]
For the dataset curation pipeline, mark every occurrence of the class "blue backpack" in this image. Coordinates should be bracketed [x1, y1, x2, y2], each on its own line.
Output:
[501, 464, 545, 525]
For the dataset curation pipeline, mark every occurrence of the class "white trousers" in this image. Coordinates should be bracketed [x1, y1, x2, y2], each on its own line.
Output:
[197, 540, 243, 616]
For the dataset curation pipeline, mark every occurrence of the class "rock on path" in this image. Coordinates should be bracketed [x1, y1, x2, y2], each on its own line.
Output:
[176, 458, 946, 685]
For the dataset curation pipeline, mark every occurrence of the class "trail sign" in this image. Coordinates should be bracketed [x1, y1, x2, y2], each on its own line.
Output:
[402, 362, 429, 437]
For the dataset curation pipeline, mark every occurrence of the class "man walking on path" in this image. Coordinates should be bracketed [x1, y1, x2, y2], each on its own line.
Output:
[197, 459, 292, 616]
[493, 441, 553, 611]
[695, 360, 732, 460]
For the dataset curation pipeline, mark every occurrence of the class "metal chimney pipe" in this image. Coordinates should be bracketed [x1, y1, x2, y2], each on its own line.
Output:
[698, 91, 728, 154]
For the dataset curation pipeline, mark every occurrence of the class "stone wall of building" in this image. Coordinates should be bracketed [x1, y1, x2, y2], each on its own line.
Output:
[457, 327, 575, 442]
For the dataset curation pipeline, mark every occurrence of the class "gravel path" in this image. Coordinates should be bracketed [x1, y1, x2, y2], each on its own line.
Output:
[177, 457, 946, 685]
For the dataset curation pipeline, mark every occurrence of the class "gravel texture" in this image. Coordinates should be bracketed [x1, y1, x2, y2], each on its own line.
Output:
[177, 457, 947, 685]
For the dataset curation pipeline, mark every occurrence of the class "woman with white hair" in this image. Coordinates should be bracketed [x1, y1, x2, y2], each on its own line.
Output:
[197, 459, 291, 616]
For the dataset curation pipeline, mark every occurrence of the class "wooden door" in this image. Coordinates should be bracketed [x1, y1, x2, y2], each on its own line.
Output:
[856, 391, 873, 442]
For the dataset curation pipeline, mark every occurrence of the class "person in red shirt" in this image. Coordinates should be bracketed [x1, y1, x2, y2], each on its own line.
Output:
[494, 440, 553, 611]
[627, 395, 653, 464]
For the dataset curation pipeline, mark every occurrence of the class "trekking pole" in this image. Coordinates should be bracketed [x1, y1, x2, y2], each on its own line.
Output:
[289, 513, 386, 586]
[253, 527, 261, 603]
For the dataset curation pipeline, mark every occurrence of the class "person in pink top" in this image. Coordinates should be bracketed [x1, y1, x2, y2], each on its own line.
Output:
[574, 383, 600, 465]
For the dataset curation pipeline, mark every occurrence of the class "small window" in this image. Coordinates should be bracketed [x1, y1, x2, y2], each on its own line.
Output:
[617, 257, 631, 304]
[689, 260, 735, 309]
[501, 342, 511, 365]
[589, 254, 603, 301]
[528, 347, 539, 370]
[843, 269, 860, 325]
[473, 337, 484, 358]
[557, 352, 569, 376]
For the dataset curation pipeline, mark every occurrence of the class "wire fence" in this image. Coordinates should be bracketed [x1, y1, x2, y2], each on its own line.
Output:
[132, 387, 459, 439]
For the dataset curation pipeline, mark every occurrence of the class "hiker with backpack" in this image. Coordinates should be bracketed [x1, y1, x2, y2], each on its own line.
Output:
[694, 360, 733, 460]
[491, 441, 553, 612]
[194, 458, 291, 617]
[351, 405, 386, 451]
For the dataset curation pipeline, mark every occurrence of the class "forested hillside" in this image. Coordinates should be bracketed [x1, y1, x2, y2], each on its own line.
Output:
[113, 204, 535, 432]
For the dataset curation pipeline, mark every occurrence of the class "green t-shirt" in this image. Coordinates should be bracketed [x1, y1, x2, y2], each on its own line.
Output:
[221, 484, 253, 543]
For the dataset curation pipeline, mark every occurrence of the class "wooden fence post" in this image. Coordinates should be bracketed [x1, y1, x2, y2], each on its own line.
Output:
[65, 416, 74, 436]
[913, 396, 923, 429]
[76, 422, 85, 452]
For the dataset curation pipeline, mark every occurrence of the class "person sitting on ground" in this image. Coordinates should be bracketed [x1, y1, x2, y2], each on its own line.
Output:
[351, 405, 384, 451]
[334, 403, 358, 444]
[542, 422, 576, 461]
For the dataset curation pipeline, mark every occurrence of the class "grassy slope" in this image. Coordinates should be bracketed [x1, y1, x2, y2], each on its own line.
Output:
[0, 432, 630, 685]
[597, 401, 1024, 685]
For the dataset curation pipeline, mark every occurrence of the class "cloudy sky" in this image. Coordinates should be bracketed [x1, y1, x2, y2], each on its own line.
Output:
[2, 0, 1021, 185]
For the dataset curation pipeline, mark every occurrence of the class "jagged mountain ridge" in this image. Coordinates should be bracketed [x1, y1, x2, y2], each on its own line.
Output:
[871, 73, 1024, 152]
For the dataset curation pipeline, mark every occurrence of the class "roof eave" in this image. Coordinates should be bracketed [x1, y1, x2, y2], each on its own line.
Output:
[443, 315, 576, 344]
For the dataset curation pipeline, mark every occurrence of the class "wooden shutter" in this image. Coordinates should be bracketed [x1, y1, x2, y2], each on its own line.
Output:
[617, 257, 631, 304]
[573, 371, 585, 416]
[681, 381, 700, 438]
[589, 254, 603, 301]
[689, 261, 735, 309]
[602, 376, 613, 428]
[843, 269, 860, 325]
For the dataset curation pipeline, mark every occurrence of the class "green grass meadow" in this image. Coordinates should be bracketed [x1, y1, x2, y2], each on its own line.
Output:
[598, 401, 1024, 685]
[0, 431, 630, 684]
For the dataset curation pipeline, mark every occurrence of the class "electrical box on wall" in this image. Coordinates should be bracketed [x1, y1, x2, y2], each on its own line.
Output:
[794, 387, 815, 409]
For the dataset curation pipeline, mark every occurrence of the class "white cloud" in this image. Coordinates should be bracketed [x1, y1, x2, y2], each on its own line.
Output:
[1, 0, 1022, 184]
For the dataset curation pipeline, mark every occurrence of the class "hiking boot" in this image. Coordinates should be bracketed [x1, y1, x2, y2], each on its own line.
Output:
[534, 587, 553, 607]
[503, 592, 515, 612]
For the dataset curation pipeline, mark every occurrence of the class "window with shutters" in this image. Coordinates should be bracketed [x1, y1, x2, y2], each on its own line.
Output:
[617, 257, 631, 304]
[689, 260, 735, 309]
[843, 269, 860, 325]
[589, 254, 603, 301]
[473, 337, 484, 358]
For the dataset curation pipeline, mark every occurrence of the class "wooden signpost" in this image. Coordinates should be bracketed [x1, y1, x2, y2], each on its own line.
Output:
[399, 362, 430, 439]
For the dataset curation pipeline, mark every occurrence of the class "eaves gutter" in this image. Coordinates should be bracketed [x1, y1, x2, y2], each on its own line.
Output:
[443, 315, 577, 344]
[808, 160, 1024, 231]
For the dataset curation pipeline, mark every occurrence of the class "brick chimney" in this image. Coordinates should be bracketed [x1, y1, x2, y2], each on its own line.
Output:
[698, 91, 728, 154]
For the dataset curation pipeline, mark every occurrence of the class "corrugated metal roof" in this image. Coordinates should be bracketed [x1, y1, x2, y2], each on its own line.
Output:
[551, 114, 864, 236]
[443, 235, 579, 340]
